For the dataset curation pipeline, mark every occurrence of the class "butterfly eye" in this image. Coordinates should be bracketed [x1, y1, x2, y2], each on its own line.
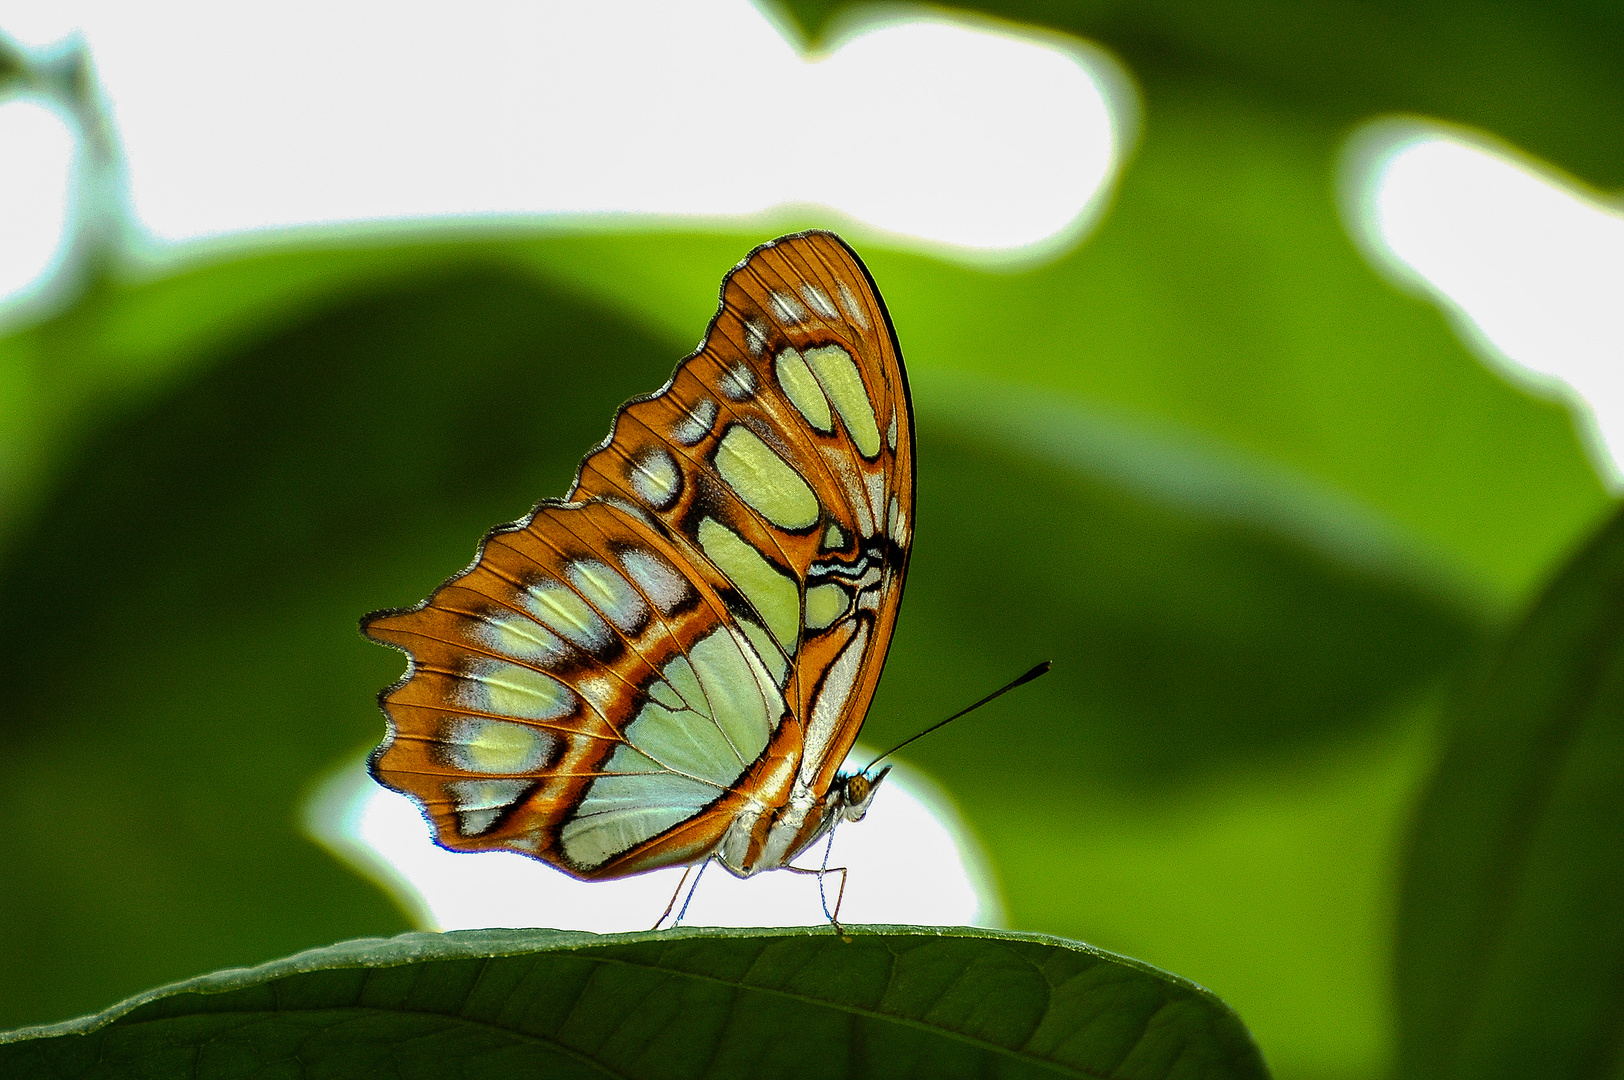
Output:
[840, 767, 889, 823]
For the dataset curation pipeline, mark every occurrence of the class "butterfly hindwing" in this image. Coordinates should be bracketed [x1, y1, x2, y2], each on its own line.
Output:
[365, 231, 913, 879]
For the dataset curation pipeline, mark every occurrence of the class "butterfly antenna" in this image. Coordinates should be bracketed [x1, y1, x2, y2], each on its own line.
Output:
[861, 661, 1051, 775]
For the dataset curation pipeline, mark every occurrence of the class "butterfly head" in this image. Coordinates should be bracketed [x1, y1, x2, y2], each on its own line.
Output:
[836, 766, 890, 823]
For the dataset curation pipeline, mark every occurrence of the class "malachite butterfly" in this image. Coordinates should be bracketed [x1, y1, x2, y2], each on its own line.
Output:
[364, 231, 914, 886]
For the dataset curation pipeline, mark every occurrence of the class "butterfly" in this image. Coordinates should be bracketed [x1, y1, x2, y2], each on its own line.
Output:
[364, 230, 913, 889]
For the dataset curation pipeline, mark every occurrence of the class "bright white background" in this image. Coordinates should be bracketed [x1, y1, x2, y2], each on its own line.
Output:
[3, 0, 1622, 929]
[306, 751, 1002, 932]
[1342, 118, 1624, 488]
[0, 0, 1125, 268]
[0, 96, 75, 310]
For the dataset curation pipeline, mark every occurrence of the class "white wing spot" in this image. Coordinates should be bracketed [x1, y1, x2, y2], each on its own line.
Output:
[672, 398, 718, 446]
[618, 547, 692, 614]
[628, 445, 681, 510]
[574, 674, 621, 718]
[508, 831, 544, 854]
[821, 447, 873, 536]
[863, 470, 886, 535]
[447, 778, 531, 836]
[744, 318, 769, 356]
[720, 362, 757, 402]
[520, 581, 613, 652]
[469, 614, 569, 666]
[801, 623, 869, 785]
[800, 283, 837, 319]
[887, 409, 898, 452]
[836, 281, 870, 330]
[769, 290, 807, 323]
[567, 558, 647, 634]
[600, 495, 658, 528]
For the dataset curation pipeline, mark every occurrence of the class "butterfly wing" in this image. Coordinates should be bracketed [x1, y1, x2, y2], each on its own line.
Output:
[364, 231, 913, 879]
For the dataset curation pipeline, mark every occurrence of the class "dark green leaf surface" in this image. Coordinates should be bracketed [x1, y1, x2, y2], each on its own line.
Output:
[1397, 504, 1624, 1080]
[0, 927, 1269, 1080]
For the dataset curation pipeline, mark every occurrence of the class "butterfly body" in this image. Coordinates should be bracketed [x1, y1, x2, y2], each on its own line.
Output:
[364, 231, 912, 883]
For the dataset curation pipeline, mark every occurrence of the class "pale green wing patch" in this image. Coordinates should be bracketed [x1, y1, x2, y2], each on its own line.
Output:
[713, 425, 820, 531]
[774, 347, 834, 433]
[560, 744, 714, 868]
[697, 517, 800, 652]
[804, 583, 851, 630]
[561, 626, 785, 870]
[805, 344, 881, 458]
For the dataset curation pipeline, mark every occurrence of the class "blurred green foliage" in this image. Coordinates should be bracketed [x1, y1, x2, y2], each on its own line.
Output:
[1398, 506, 1624, 1080]
[1, 1, 1621, 1078]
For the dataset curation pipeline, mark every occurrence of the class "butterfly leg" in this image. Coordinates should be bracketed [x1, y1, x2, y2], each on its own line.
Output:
[651, 863, 696, 931]
[829, 866, 851, 936]
[817, 820, 851, 933]
[671, 858, 712, 928]
[783, 827, 852, 938]
[783, 863, 852, 938]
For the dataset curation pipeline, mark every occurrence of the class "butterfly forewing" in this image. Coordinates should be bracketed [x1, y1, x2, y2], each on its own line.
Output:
[365, 231, 913, 880]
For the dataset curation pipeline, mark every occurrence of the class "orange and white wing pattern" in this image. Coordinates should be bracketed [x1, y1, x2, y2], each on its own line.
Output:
[364, 231, 913, 880]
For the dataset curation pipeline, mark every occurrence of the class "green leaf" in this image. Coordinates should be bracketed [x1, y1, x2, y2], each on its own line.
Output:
[0, 927, 1269, 1080]
[1396, 502, 1624, 1080]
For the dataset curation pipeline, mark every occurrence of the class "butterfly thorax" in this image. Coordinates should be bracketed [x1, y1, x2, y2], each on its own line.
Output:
[716, 767, 888, 877]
